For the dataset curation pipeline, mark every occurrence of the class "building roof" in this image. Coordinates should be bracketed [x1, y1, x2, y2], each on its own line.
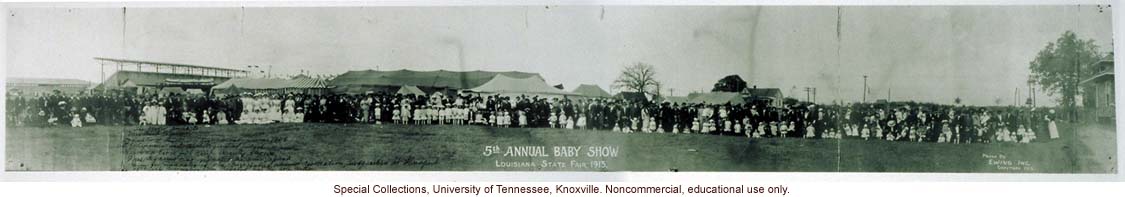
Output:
[467, 74, 578, 96]
[6, 78, 92, 85]
[662, 96, 690, 103]
[744, 88, 784, 100]
[328, 69, 542, 90]
[687, 92, 745, 105]
[615, 92, 651, 102]
[1082, 59, 1114, 84]
[571, 84, 612, 97]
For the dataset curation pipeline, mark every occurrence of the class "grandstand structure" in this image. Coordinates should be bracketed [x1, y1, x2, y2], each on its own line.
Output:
[94, 57, 249, 95]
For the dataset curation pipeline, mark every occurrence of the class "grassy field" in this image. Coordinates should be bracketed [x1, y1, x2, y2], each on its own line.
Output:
[4, 122, 1116, 172]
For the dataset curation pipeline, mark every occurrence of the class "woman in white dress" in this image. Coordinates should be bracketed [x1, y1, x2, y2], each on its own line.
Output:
[149, 101, 161, 125]
[262, 96, 273, 124]
[1047, 110, 1059, 139]
[284, 97, 297, 123]
[140, 103, 152, 125]
[360, 96, 372, 123]
[155, 101, 167, 125]
[269, 96, 282, 123]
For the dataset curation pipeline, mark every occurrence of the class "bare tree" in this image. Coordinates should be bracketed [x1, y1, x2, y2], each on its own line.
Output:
[612, 62, 662, 96]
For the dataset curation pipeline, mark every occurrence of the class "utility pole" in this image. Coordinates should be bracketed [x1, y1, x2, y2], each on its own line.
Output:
[803, 87, 809, 102]
[862, 75, 868, 103]
[100, 61, 105, 83]
[812, 88, 817, 103]
[1074, 48, 1081, 121]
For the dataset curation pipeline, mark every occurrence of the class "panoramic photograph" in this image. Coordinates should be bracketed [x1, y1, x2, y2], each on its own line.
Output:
[3, 5, 1116, 173]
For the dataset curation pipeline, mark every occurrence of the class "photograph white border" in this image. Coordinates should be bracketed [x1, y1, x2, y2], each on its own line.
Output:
[0, 0, 1121, 182]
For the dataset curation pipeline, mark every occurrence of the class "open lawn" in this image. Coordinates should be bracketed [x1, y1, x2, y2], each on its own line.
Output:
[5, 122, 1116, 172]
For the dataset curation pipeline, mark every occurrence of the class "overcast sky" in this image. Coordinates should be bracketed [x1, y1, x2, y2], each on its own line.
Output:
[5, 6, 1114, 105]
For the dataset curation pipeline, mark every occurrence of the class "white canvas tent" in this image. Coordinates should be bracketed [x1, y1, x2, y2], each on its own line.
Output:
[396, 85, 427, 96]
[467, 74, 579, 97]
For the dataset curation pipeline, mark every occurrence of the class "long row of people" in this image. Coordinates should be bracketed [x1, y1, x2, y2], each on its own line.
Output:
[7, 90, 1062, 144]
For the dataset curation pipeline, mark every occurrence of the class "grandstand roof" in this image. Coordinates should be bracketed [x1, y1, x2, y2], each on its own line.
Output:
[96, 70, 231, 89]
[95, 57, 247, 72]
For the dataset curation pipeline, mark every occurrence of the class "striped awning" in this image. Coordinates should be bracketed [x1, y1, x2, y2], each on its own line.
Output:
[214, 78, 328, 90]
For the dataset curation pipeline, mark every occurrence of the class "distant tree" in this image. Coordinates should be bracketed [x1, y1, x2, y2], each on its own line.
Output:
[1029, 31, 1103, 109]
[712, 75, 748, 92]
[612, 62, 662, 96]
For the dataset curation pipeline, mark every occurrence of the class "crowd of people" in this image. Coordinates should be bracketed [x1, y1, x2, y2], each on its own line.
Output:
[6, 89, 1063, 144]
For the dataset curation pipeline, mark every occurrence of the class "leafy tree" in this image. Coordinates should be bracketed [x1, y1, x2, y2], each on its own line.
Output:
[1029, 31, 1103, 109]
[712, 75, 748, 92]
[612, 62, 662, 96]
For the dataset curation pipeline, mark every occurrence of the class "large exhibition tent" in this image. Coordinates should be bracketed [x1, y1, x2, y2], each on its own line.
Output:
[328, 69, 543, 94]
[466, 74, 578, 97]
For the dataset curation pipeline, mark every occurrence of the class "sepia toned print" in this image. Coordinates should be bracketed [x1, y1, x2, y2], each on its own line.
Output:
[4, 5, 1115, 172]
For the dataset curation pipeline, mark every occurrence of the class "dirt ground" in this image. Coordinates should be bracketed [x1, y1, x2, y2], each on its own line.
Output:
[4, 122, 1116, 172]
